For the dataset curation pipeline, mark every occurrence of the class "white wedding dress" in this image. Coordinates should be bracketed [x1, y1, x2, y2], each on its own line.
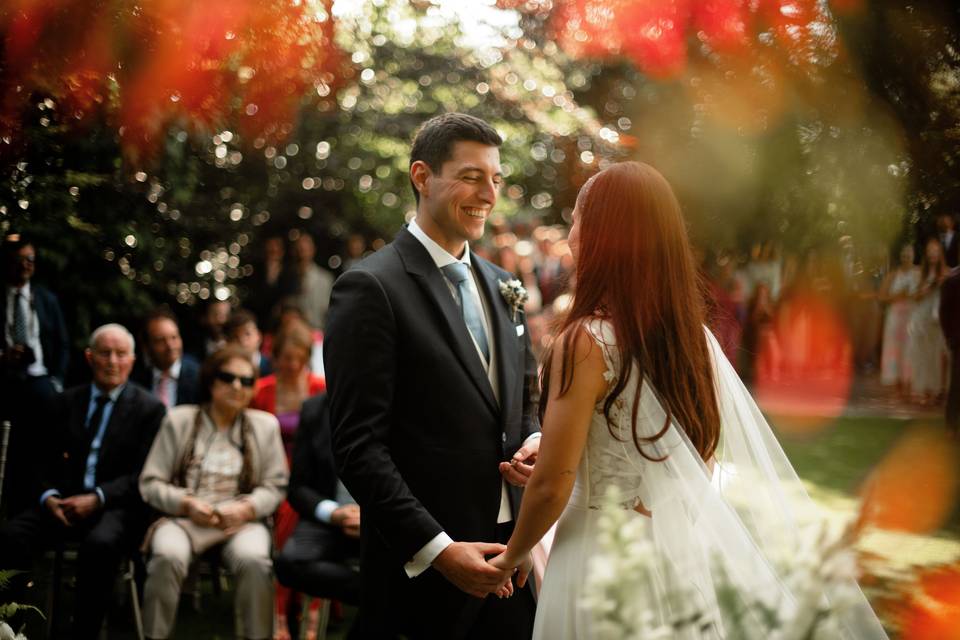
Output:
[532, 319, 888, 639]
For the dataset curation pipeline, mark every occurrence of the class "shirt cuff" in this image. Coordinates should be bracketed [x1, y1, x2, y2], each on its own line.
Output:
[404, 532, 454, 578]
[522, 432, 542, 445]
[95, 487, 105, 506]
[315, 499, 340, 524]
[39, 489, 61, 506]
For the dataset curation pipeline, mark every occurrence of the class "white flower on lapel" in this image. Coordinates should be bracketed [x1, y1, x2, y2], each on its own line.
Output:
[498, 278, 529, 322]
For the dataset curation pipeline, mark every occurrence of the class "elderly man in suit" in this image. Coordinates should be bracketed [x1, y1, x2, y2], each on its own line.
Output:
[133, 307, 201, 407]
[0, 236, 70, 515]
[324, 113, 541, 639]
[0, 323, 166, 639]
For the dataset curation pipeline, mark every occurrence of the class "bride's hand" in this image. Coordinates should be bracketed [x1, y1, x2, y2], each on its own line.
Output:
[489, 550, 534, 590]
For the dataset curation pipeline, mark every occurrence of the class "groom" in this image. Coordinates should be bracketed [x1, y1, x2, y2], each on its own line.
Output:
[324, 113, 541, 638]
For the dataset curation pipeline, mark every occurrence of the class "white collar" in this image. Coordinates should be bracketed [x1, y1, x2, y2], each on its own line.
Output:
[91, 382, 125, 403]
[153, 357, 182, 381]
[7, 281, 31, 298]
[408, 219, 472, 271]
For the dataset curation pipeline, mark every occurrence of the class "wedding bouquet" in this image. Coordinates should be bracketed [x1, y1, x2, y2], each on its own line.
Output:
[581, 487, 863, 640]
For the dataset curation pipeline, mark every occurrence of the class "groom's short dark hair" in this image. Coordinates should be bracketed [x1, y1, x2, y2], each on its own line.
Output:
[409, 113, 502, 204]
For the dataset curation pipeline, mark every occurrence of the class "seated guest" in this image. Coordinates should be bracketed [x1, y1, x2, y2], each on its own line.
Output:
[225, 308, 273, 377]
[139, 345, 288, 640]
[249, 320, 324, 639]
[0, 323, 166, 638]
[274, 393, 361, 604]
[133, 306, 201, 407]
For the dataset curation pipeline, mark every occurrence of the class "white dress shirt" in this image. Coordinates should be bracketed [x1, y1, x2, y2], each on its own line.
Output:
[152, 358, 182, 407]
[5, 282, 47, 377]
[403, 220, 539, 578]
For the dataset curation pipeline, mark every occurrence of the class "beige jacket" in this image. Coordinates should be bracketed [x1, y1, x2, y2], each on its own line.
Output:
[139, 405, 289, 521]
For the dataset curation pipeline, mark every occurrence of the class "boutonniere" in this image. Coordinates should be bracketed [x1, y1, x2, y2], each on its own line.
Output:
[498, 278, 529, 322]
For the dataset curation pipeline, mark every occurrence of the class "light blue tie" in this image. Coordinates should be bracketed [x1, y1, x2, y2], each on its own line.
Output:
[441, 262, 490, 363]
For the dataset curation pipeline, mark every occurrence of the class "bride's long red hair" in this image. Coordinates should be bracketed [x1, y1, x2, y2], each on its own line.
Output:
[540, 161, 720, 461]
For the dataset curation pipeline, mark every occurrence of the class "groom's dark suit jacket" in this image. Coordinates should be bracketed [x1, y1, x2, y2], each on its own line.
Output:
[324, 227, 540, 638]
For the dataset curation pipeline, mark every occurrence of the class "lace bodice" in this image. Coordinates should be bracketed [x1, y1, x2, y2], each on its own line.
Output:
[888, 268, 920, 298]
[570, 318, 662, 510]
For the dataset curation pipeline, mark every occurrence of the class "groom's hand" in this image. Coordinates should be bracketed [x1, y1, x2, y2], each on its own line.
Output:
[432, 541, 512, 598]
[499, 438, 539, 487]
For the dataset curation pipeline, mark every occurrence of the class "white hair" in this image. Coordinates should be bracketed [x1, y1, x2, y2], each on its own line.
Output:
[88, 323, 136, 353]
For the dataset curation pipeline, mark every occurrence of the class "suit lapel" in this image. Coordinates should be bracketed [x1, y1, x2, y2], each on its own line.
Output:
[474, 259, 520, 430]
[394, 229, 499, 415]
[71, 387, 93, 446]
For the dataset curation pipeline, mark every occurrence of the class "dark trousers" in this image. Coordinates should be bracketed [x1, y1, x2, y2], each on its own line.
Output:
[463, 521, 536, 640]
[349, 521, 536, 640]
[274, 519, 362, 604]
[948, 348, 960, 432]
[0, 504, 143, 639]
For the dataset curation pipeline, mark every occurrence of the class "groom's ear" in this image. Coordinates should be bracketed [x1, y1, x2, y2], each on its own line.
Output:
[410, 160, 432, 198]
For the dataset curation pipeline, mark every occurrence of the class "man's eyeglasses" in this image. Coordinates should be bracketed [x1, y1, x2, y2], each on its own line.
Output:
[214, 370, 255, 388]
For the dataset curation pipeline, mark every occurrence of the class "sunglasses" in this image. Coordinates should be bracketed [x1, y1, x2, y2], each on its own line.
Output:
[214, 370, 255, 388]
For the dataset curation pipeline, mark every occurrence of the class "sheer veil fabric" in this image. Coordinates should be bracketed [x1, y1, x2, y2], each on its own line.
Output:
[532, 319, 888, 639]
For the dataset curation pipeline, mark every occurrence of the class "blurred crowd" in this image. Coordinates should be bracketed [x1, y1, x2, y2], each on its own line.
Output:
[0, 209, 957, 638]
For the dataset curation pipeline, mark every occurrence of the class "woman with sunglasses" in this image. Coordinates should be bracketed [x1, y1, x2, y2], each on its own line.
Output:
[139, 344, 289, 640]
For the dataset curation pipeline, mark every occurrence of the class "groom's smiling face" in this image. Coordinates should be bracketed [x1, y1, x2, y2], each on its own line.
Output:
[414, 140, 502, 257]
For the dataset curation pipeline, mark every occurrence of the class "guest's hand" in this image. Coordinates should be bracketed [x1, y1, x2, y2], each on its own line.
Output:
[44, 496, 72, 528]
[215, 500, 256, 534]
[499, 438, 539, 487]
[182, 496, 219, 528]
[489, 550, 533, 590]
[331, 504, 361, 538]
[432, 541, 513, 598]
[60, 493, 101, 523]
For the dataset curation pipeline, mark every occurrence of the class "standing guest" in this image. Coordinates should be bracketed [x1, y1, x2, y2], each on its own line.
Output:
[139, 345, 288, 640]
[0, 324, 166, 638]
[341, 233, 368, 272]
[743, 281, 782, 384]
[879, 244, 921, 394]
[291, 234, 335, 331]
[274, 394, 361, 620]
[907, 237, 951, 404]
[133, 307, 202, 407]
[940, 267, 960, 431]
[186, 299, 232, 361]
[324, 113, 540, 638]
[248, 236, 298, 330]
[250, 320, 325, 640]
[938, 212, 958, 269]
[225, 308, 273, 377]
[0, 235, 69, 515]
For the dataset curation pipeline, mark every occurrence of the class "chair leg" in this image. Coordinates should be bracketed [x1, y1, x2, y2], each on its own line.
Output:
[299, 597, 331, 640]
[124, 559, 145, 640]
[46, 546, 64, 639]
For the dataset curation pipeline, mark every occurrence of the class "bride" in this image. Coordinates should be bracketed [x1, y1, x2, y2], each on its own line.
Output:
[490, 161, 888, 638]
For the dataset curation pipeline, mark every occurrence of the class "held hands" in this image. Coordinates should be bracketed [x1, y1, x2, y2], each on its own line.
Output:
[214, 500, 257, 535]
[331, 504, 361, 538]
[432, 541, 514, 599]
[182, 495, 220, 528]
[489, 550, 533, 595]
[45, 493, 102, 526]
[499, 438, 539, 487]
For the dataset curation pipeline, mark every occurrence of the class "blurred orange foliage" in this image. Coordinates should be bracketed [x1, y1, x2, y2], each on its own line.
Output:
[498, 0, 856, 79]
[0, 0, 345, 160]
[859, 424, 960, 535]
[900, 564, 960, 639]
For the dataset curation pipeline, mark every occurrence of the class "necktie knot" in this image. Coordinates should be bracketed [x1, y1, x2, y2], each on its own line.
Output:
[441, 262, 470, 285]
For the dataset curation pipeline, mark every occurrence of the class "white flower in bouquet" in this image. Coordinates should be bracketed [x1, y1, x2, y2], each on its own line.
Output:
[583, 486, 864, 639]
